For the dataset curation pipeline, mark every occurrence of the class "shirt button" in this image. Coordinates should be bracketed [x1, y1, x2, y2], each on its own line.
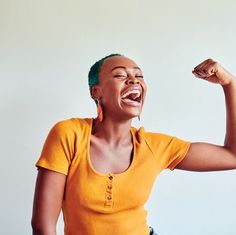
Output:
[107, 185, 112, 190]
[107, 195, 112, 200]
[109, 176, 113, 180]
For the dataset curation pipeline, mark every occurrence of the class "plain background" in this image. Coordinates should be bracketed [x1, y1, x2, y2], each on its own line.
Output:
[1, 0, 236, 234]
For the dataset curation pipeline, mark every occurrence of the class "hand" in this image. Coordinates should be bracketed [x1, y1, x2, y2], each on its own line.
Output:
[192, 58, 234, 85]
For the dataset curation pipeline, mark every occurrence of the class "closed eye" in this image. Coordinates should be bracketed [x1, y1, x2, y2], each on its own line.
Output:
[136, 75, 144, 79]
[114, 74, 127, 78]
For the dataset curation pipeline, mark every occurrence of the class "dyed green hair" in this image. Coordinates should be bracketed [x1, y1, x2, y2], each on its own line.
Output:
[88, 53, 123, 88]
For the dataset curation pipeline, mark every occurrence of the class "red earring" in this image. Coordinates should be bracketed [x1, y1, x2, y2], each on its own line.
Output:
[96, 100, 103, 122]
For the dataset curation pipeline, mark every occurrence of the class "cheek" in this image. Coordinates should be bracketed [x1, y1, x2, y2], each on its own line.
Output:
[103, 81, 122, 95]
[102, 85, 121, 104]
[144, 87, 147, 98]
[141, 83, 147, 98]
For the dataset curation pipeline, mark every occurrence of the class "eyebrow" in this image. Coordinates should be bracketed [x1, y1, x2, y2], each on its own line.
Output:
[111, 66, 141, 72]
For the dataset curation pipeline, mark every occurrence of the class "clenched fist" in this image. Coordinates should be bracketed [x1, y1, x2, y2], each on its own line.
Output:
[192, 59, 235, 85]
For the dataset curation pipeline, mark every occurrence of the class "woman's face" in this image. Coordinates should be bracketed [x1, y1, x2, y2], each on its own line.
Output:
[93, 56, 147, 121]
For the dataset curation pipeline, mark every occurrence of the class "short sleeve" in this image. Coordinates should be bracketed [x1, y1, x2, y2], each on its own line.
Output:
[165, 136, 191, 171]
[36, 121, 76, 175]
[139, 128, 191, 171]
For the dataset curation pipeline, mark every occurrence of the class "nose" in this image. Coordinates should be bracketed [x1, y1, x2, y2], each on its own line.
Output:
[126, 76, 140, 85]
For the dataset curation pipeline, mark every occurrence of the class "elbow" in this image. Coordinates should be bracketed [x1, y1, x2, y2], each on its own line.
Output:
[31, 220, 41, 235]
[31, 219, 56, 235]
[231, 154, 236, 170]
[224, 141, 236, 154]
[31, 219, 43, 235]
[230, 155, 236, 170]
[223, 146, 236, 169]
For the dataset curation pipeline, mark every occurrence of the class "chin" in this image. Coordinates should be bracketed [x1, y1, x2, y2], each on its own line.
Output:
[116, 100, 143, 120]
[124, 109, 142, 120]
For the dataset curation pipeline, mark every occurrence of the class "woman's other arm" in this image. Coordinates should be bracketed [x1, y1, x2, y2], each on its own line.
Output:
[31, 168, 66, 235]
[176, 59, 236, 171]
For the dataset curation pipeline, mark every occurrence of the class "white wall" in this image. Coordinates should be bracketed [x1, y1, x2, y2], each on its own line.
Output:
[1, 0, 236, 234]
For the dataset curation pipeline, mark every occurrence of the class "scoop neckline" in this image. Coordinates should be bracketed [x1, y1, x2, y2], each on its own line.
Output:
[86, 118, 136, 178]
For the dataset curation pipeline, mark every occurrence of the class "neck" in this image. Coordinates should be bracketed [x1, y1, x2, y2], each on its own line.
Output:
[92, 116, 132, 146]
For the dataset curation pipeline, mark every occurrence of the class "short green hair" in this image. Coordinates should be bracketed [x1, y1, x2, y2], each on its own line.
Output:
[88, 53, 123, 88]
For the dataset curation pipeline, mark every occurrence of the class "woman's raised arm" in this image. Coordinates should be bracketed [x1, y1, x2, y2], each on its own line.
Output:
[176, 59, 236, 171]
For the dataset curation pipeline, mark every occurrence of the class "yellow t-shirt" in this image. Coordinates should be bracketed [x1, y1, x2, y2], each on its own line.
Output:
[36, 118, 191, 235]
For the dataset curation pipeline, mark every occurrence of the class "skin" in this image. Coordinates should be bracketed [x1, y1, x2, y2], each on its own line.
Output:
[89, 56, 147, 174]
[31, 56, 236, 234]
[177, 59, 236, 171]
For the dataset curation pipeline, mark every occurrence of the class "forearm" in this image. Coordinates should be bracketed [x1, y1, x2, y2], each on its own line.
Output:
[223, 78, 236, 153]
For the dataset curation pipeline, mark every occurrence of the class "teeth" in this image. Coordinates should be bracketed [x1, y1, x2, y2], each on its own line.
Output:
[122, 89, 141, 99]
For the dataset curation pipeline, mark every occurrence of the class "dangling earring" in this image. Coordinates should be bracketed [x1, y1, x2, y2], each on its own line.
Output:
[96, 99, 103, 122]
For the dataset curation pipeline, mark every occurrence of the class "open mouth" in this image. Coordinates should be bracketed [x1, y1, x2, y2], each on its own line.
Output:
[121, 87, 142, 106]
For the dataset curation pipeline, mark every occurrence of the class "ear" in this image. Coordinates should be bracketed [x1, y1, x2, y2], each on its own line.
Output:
[90, 85, 102, 100]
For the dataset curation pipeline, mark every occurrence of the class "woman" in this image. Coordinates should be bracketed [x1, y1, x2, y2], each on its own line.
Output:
[31, 54, 236, 235]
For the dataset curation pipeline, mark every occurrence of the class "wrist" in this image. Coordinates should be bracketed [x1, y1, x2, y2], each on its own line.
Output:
[222, 77, 236, 91]
[222, 73, 236, 84]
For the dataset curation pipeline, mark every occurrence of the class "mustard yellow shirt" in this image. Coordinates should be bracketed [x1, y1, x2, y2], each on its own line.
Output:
[36, 118, 191, 235]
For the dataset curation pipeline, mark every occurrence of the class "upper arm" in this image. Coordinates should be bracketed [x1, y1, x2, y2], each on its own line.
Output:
[175, 142, 236, 171]
[31, 168, 67, 234]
